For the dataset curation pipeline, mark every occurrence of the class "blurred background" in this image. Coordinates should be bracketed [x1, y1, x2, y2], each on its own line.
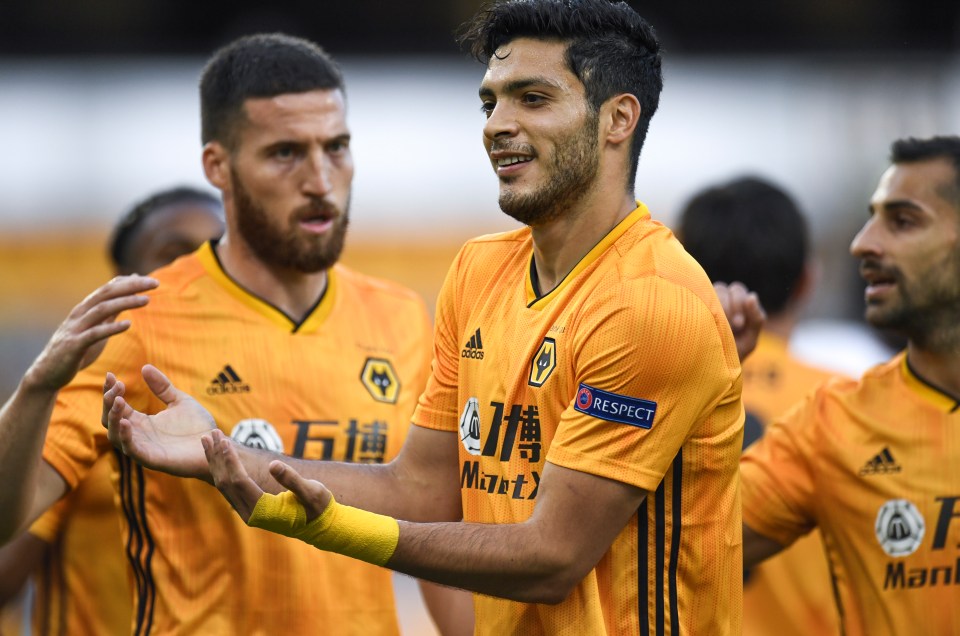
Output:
[1, 0, 959, 633]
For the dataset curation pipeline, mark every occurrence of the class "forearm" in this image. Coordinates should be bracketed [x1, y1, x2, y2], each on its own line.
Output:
[0, 377, 58, 540]
[237, 425, 463, 522]
[389, 519, 577, 604]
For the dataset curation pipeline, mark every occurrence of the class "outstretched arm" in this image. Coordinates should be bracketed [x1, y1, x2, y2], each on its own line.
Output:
[104, 367, 463, 522]
[0, 275, 157, 541]
[203, 430, 645, 604]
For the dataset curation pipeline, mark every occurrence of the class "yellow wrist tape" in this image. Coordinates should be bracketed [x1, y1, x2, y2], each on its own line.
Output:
[248, 490, 399, 567]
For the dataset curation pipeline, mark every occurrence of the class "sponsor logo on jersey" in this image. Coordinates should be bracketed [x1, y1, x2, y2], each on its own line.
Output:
[459, 397, 482, 455]
[528, 337, 556, 387]
[860, 446, 902, 476]
[875, 499, 925, 557]
[230, 419, 284, 452]
[461, 328, 484, 360]
[207, 364, 251, 395]
[360, 357, 400, 404]
[574, 383, 657, 428]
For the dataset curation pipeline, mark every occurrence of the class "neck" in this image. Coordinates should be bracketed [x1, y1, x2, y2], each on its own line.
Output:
[906, 337, 960, 398]
[215, 232, 329, 323]
[530, 187, 636, 294]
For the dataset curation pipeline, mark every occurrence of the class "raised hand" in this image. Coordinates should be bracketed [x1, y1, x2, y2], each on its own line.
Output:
[24, 275, 158, 392]
[203, 429, 331, 524]
[714, 281, 766, 362]
[103, 365, 217, 479]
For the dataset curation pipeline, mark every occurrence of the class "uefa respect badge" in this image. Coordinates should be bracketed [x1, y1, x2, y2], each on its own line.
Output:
[574, 383, 657, 429]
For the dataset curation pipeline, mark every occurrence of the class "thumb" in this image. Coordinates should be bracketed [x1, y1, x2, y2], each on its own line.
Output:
[269, 461, 331, 521]
[141, 364, 184, 406]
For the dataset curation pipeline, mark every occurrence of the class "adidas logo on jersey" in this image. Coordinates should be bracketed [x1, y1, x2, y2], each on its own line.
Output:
[461, 328, 484, 360]
[207, 365, 251, 395]
[859, 446, 901, 476]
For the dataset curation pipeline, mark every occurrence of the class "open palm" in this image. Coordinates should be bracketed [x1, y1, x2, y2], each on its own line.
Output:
[104, 365, 218, 479]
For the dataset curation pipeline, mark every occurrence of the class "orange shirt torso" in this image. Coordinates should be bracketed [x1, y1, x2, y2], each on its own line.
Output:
[415, 204, 744, 635]
[740, 333, 841, 636]
[742, 352, 960, 636]
[42, 243, 433, 635]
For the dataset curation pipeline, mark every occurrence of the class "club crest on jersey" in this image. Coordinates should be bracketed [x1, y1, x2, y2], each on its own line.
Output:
[574, 383, 657, 429]
[230, 419, 284, 453]
[528, 337, 557, 387]
[361, 357, 400, 404]
[875, 499, 925, 557]
[459, 397, 482, 455]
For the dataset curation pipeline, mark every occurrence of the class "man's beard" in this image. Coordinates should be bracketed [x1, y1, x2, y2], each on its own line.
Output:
[231, 168, 349, 273]
[862, 255, 960, 349]
[496, 111, 601, 227]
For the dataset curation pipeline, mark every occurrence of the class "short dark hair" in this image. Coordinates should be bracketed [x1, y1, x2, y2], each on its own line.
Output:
[890, 135, 960, 204]
[677, 176, 808, 316]
[459, 0, 663, 187]
[108, 186, 222, 272]
[200, 33, 344, 148]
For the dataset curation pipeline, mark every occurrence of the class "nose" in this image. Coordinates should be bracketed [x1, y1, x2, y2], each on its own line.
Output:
[302, 150, 333, 196]
[850, 214, 881, 259]
[482, 101, 519, 144]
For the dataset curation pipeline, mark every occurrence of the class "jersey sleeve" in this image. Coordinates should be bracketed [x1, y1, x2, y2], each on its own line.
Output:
[548, 276, 740, 492]
[412, 246, 464, 432]
[42, 311, 147, 491]
[740, 394, 820, 546]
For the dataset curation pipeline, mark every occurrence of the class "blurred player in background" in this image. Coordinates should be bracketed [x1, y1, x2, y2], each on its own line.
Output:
[741, 136, 960, 635]
[0, 186, 224, 635]
[0, 34, 470, 635]
[677, 176, 841, 635]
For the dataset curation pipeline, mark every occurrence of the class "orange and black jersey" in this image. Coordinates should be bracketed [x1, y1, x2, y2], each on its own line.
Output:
[739, 333, 841, 636]
[42, 242, 433, 635]
[742, 352, 960, 636]
[415, 203, 744, 635]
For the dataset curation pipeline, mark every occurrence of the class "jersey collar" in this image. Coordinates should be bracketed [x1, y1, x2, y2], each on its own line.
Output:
[197, 240, 336, 334]
[525, 202, 651, 309]
[901, 354, 960, 413]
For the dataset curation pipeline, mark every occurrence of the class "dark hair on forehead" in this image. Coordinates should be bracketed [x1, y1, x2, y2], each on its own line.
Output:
[677, 176, 809, 316]
[200, 33, 344, 148]
[890, 136, 960, 200]
[459, 0, 663, 187]
[109, 186, 223, 272]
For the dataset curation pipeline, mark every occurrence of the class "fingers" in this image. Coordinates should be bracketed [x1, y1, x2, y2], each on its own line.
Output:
[101, 374, 126, 429]
[73, 275, 159, 317]
[141, 365, 183, 406]
[203, 430, 263, 521]
[269, 461, 331, 521]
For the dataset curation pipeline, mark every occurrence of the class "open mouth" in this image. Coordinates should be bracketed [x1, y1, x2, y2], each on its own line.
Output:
[297, 208, 336, 233]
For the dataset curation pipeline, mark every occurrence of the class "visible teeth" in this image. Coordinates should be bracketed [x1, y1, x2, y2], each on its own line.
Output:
[497, 156, 532, 167]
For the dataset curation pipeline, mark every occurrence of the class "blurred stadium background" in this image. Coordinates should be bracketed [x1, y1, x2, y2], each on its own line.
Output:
[1, 1, 959, 631]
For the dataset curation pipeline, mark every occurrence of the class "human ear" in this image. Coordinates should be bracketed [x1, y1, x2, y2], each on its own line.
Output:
[603, 93, 641, 145]
[202, 142, 230, 190]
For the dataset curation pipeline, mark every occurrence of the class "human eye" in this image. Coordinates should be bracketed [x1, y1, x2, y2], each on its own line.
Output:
[521, 93, 547, 106]
[270, 144, 298, 160]
[327, 137, 350, 154]
[479, 100, 496, 117]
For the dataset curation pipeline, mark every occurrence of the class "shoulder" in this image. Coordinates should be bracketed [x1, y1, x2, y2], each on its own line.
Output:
[141, 251, 209, 303]
[332, 263, 428, 314]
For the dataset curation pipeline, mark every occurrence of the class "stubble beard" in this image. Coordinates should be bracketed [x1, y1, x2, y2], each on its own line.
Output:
[231, 168, 349, 274]
[864, 254, 960, 351]
[497, 111, 601, 227]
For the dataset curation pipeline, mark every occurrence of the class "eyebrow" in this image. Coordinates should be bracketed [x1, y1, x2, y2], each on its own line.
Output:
[479, 76, 565, 99]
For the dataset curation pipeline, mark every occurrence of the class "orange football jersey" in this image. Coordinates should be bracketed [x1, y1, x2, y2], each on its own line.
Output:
[740, 333, 841, 636]
[28, 455, 131, 636]
[742, 352, 960, 635]
[415, 204, 744, 635]
[42, 242, 432, 635]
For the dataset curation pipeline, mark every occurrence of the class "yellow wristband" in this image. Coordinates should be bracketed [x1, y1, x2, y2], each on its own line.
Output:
[248, 491, 400, 567]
